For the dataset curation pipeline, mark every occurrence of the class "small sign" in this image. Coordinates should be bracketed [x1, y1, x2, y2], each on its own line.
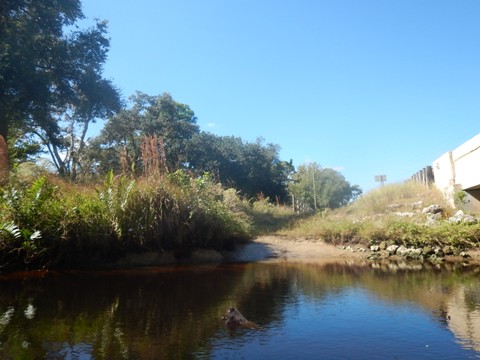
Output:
[375, 175, 387, 186]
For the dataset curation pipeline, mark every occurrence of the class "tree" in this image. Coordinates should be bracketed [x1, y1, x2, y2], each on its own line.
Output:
[289, 163, 362, 211]
[7, 125, 42, 166]
[142, 92, 199, 169]
[187, 134, 293, 200]
[91, 92, 199, 176]
[0, 0, 121, 181]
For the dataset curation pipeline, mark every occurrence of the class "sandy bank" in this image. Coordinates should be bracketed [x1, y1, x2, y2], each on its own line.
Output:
[225, 235, 366, 264]
[112, 235, 480, 268]
[225, 235, 480, 266]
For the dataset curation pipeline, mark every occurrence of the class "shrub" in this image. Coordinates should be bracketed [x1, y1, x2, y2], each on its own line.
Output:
[0, 170, 253, 269]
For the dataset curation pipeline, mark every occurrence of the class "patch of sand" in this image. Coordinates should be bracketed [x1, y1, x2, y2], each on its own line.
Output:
[227, 235, 366, 264]
[227, 235, 480, 266]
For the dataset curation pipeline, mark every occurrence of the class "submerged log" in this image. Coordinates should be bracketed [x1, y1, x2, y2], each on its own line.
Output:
[222, 307, 258, 330]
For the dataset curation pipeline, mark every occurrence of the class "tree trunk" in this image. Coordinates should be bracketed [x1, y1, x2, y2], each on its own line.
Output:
[0, 135, 9, 185]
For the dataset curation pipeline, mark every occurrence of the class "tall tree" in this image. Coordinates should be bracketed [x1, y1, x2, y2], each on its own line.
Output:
[187, 133, 293, 200]
[290, 163, 362, 211]
[92, 92, 199, 175]
[142, 92, 199, 169]
[0, 0, 120, 181]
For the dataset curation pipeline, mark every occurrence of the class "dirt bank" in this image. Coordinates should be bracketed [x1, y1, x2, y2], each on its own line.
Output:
[225, 235, 366, 264]
[112, 235, 480, 268]
[225, 235, 480, 266]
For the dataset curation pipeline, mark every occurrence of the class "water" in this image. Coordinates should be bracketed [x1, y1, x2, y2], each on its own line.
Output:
[0, 261, 479, 359]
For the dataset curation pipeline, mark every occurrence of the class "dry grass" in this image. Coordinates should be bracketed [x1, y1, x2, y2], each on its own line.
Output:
[342, 181, 452, 218]
[278, 182, 480, 249]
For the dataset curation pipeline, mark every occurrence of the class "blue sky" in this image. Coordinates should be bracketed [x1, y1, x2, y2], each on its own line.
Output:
[81, 0, 480, 193]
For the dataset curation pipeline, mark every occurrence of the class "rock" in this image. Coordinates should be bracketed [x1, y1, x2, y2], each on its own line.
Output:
[422, 246, 434, 255]
[386, 244, 399, 255]
[460, 252, 471, 259]
[429, 254, 445, 262]
[370, 245, 380, 252]
[442, 246, 454, 256]
[395, 212, 415, 217]
[396, 245, 411, 257]
[429, 213, 443, 220]
[411, 200, 424, 209]
[356, 246, 367, 252]
[407, 248, 423, 260]
[448, 210, 478, 224]
[422, 205, 443, 215]
[386, 203, 401, 211]
[449, 210, 464, 223]
[379, 241, 388, 251]
[463, 215, 478, 224]
[425, 212, 443, 226]
[367, 253, 381, 260]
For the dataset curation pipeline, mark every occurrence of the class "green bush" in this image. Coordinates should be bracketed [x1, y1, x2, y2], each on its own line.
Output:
[0, 170, 253, 269]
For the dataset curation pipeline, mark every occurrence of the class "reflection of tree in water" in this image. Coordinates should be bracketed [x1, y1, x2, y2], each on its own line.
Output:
[235, 264, 295, 328]
[0, 267, 248, 359]
[0, 263, 479, 358]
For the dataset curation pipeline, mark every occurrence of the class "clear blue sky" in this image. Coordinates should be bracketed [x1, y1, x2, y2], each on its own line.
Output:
[81, 0, 480, 193]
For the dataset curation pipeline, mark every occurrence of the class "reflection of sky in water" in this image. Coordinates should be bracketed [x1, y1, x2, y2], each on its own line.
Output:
[45, 343, 93, 360]
[211, 287, 480, 360]
[0, 263, 479, 359]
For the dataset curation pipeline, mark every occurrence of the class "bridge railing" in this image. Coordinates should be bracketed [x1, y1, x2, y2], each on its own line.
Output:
[410, 166, 434, 188]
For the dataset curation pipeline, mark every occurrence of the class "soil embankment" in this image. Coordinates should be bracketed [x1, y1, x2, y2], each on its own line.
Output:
[226, 235, 480, 266]
[226, 235, 366, 263]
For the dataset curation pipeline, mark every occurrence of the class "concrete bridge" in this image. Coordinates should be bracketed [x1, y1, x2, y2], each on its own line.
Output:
[432, 133, 480, 211]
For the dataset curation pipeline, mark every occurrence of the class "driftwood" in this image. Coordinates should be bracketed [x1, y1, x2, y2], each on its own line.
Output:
[222, 307, 258, 330]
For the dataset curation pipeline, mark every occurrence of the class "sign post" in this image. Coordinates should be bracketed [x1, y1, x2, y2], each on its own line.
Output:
[375, 175, 387, 187]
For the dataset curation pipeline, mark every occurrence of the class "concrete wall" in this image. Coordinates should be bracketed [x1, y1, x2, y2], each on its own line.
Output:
[432, 133, 480, 211]
[452, 133, 480, 191]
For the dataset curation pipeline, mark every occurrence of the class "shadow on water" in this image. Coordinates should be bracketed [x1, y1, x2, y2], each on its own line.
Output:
[0, 261, 479, 359]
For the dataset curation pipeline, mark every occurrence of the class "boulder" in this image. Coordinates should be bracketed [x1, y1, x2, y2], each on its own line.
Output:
[396, 245, 409, 257]
[422, 205, 443, 215]
[448, 210, 478, 224]
[386, 244, 399, 255]
[407, 248, 423, 260]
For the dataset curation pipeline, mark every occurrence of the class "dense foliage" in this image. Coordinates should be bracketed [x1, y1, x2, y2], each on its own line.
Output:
[0, 0, 121, 181]
[289, 162, 362, 211]
[87, 92, 295, 200]
[187, 133, 294, 200]
[0, 171, 252, 269]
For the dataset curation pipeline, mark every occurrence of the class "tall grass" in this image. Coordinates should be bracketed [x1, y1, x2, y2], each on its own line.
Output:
[281, 182, 480, 250]
[0, 169, 252, 269]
